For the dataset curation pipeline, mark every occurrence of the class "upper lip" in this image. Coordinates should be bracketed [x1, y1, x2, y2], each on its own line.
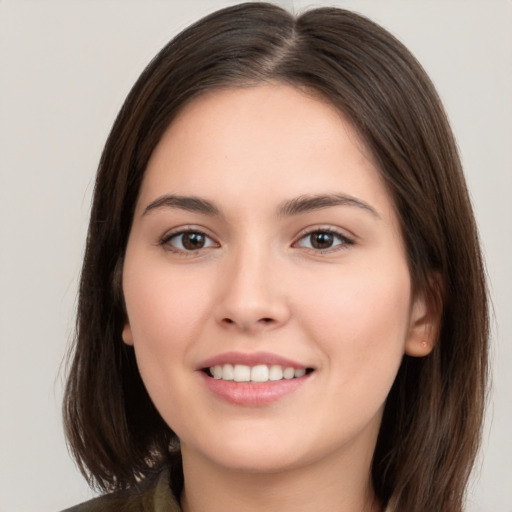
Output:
[197, 351, 312, 370]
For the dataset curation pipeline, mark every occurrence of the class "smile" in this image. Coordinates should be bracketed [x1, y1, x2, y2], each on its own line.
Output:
[207, 364, 310, 382]
[198, 352, 315, 406]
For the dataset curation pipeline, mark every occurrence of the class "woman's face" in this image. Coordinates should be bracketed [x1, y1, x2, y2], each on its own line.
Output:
[122, 84, 433, 475]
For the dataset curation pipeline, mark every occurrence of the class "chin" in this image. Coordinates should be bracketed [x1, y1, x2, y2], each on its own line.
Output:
[211, 447, 306, 475]
[182, 426, 311, 474]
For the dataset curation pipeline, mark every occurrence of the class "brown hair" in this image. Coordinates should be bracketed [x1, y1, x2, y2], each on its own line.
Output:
[63, 3, 489, 511]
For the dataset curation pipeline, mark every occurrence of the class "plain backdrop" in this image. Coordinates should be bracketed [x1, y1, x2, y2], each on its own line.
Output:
[1, 1, 511, 511]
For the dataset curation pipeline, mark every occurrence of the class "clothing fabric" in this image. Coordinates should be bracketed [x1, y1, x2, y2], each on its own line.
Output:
[61, 469, 181, 512]
[61, 467, 391, 512]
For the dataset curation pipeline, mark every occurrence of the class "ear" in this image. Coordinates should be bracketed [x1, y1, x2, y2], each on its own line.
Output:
[405, 277, 442, 357]
[122, 323, 134, 346]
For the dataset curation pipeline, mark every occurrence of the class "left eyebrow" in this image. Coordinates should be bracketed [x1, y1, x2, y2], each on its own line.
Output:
[277, 193, 381, 219]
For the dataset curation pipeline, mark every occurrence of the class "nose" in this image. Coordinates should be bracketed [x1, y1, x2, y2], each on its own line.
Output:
[214, 245, 291, 333]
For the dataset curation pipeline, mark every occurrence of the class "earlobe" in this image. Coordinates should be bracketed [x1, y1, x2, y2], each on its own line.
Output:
[404, 286, 441, 358]
[122, 323, 134, 346]
[405, 335, 435, 357]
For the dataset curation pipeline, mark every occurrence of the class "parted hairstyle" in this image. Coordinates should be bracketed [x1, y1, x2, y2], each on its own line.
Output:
[63, 3, 489, 511]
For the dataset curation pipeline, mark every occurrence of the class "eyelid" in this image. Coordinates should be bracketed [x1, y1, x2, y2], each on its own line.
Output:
[160, 225, 220, 254]
[292, 226, 355, 252]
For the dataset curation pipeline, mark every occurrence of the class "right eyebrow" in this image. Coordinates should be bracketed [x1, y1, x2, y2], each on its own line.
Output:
[142, 194, 221, 217]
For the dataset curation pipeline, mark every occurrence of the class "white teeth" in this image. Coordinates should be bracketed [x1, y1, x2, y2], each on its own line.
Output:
[269, 365, 283, 381]
[251, 364, 269, 382]
[209, 363, 308, 382]
[233, 364, 251, 382]
[294, 368, 306, 378]
[283, 367, 295, 379]
[222, 363, 234, 380]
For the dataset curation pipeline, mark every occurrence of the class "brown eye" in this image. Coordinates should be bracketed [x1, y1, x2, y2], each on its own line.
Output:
[310, 232, 335, 249]
[165, 231, 217, 251]
[296, 230, 352, 251]
[182, 232, 206, 250]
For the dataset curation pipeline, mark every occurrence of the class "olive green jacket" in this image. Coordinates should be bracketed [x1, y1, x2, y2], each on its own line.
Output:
[62, 468, 392, 512]
[61, 469, 181, 512]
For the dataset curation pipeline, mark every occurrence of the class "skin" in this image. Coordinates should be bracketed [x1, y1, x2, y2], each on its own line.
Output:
[121, 83, 435, 512]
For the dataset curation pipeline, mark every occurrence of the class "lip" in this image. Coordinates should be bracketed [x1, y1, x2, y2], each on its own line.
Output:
[199, 371, 312, 406]
[196, 351, 314, 407]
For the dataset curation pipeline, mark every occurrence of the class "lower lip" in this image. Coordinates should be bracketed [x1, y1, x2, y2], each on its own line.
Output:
[199, 372, 311, 406]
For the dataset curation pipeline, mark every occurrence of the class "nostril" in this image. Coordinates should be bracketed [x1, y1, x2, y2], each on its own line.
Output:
[219, 316, 276, 328]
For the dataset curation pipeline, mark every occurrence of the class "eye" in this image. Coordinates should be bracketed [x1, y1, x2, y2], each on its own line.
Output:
[162, 230, 218, 252]
[295, 229, 352, 251]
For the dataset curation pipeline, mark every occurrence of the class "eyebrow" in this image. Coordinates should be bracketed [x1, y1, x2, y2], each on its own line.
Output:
[277, 193, 380, 219]
[142, 192, 380, 219]
[143, 195, 221, 216]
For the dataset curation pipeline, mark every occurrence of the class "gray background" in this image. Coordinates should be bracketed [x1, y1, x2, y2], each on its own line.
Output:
[1, 1, 511, 511]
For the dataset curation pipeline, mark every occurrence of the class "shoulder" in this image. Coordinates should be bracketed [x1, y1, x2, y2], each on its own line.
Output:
[60, 469, 181, 512]
[60, 493, 133, 512]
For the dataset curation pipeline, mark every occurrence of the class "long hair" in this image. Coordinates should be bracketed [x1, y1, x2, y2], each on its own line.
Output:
[63, 3, 489, 511]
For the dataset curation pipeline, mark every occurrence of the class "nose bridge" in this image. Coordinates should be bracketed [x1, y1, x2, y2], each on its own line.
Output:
[215, 237, 289, 331]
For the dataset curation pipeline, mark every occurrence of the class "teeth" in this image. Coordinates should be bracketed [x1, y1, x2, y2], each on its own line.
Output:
[212, 365, 223, 379]
[209, 364, 308, 382]
[283, 367, 295, 379]
[294, 368, 306, 378]
[222, 363, 234, 380]
[251, 364, 269, 382]
[233, 364, 250, 382]
[269, 365, 283, 381]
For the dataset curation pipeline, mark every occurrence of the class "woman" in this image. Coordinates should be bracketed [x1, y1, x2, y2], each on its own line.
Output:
[62, 3, 488, 511]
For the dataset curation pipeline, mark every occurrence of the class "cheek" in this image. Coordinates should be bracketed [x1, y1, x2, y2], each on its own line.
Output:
[122, 263, 214, 425]
[123, 262, 211, 346]
[121, 260, 215, 402]
[297, 258, 412, 375]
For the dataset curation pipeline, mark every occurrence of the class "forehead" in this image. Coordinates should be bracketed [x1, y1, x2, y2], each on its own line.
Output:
[159, 83, 371, 163]
[138, 83, 393, 219]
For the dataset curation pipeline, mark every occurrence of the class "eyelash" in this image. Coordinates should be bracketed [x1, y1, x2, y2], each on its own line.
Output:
[160, 227, 354, 255]
[160, 228, 218, 255]
[293, 228, 354, 254]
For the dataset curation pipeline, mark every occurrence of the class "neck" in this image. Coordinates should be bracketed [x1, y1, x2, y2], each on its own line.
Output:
[179, 442, 382, 512]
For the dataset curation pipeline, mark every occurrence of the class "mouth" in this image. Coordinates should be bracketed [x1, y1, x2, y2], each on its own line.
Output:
[197, 352, 315, 406]
[197, 351, 316, 407]
[203, 364, 315, 383]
